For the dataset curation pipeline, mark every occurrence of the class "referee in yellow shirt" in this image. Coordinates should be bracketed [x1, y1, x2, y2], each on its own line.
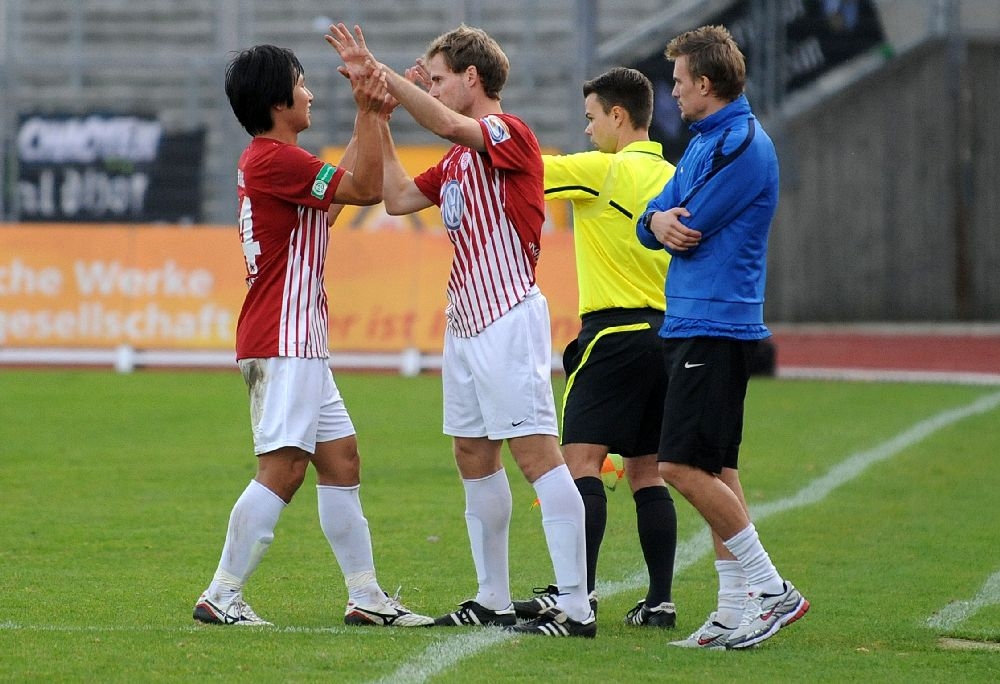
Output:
[513, 67, 679, 628]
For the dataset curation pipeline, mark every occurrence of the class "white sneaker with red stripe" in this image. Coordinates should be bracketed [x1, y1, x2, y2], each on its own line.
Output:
[669, 612, 735, 649]
[725, 581, 810, 649]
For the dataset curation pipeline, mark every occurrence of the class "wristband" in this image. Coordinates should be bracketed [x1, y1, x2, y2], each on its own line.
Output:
[640, 211, 654, 234]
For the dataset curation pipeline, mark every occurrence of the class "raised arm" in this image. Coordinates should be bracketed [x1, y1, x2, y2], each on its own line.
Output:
[378, 115, 434, 215]
[327, 118, 358, 226]
[326, 23, 485, 151]
[382, 66, 485, 150]
[327, 24, 434, 215]
[328, 62, 386, 207]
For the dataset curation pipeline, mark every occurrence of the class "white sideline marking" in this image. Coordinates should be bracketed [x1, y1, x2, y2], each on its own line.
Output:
[0, 622, 374, 636]
[3, 391, 999, 677]
[370, 628, 512, 684]
[926, 569, 1000, 630]
[370, 389, 1000, 684]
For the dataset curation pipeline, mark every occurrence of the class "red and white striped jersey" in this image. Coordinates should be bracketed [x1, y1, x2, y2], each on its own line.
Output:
[234, 137, 345, 360]
[414, 114, 545, 337]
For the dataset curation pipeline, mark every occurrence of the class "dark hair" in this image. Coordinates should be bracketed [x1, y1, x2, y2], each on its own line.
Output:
[582, 67, 654, 129]
[425, 25, 509, 101]
[665, 25, 746, 102]
[225, 44, 304, 135]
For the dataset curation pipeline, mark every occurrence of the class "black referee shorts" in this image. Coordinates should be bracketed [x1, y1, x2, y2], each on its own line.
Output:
[658, 336, 761, 474]
[560, 308, 665, 457]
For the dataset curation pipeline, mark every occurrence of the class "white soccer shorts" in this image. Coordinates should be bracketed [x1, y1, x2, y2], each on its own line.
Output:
[238, 356, 355, 455]
[442, 286, 559, 440]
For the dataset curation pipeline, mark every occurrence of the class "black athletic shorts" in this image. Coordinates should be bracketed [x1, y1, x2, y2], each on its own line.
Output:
[560, 308, 666, 457]
[658, 336, 761, 473]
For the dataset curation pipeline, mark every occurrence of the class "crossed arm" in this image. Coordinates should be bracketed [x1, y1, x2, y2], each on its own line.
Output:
[639, 207, 702, 253]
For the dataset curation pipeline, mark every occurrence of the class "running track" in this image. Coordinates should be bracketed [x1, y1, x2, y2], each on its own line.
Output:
[770, 324, 1000, 384]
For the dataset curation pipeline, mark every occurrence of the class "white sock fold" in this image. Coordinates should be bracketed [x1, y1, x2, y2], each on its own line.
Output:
[714, 559, 747, 627]
[318, 484, 382, 605]
[723, 524, 785, 597]
[533, 464, 590, 622]
[463, 469, 513, 611]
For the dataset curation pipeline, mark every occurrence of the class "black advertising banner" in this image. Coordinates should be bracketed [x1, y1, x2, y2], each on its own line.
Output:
[14, 113, 204, 223]
[719, 0, 886, 93]
[634, 0, 886, 163]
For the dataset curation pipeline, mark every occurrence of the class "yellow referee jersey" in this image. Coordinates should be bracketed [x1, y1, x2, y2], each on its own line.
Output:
[543, 140, 675, 316]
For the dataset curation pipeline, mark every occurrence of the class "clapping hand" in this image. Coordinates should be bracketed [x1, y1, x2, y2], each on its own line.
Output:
[404, 58, 432, 92]
[325, 23, 377, 81]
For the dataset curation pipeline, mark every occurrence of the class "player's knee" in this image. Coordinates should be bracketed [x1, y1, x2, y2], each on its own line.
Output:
[624, 455, 664, 490]
[257, 450, 310, 501]
[658, 461, 686, 487]
[312, 444, 361, 485]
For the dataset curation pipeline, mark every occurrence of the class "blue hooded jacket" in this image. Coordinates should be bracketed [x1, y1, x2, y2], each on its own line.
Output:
[637, 95, 777, 340]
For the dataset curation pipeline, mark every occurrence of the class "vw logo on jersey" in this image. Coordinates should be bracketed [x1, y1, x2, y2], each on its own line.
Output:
[441, 180, 464, 231]
[483, 115, 511, 144]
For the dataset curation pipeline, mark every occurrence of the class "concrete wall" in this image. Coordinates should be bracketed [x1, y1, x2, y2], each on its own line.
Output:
[767, 39, 999, 321]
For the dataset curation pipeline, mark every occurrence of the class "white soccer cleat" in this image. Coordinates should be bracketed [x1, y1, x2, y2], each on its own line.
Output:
[193, 591, 272, 626]
[344, 591, 434, 627]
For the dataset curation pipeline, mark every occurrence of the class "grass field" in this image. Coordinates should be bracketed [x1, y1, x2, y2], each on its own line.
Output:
[2, 369, 999, 682]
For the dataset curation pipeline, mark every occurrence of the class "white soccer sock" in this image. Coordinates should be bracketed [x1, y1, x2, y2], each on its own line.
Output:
[317, 484, 383, 605]
[533, 464, 590, 622]
[463, 469, 513, 611]
[723, 523, 785, 597]
[714, 559, 747, 627]
[207, 479, 285, 603]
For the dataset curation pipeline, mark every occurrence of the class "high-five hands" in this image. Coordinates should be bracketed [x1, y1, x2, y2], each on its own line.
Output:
[325, 23, 377, 80]
[326, 23, 399, 117]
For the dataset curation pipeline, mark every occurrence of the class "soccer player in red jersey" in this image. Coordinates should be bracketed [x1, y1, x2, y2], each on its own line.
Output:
[327, 23, 594, 637]
[192, 44, 431, 628]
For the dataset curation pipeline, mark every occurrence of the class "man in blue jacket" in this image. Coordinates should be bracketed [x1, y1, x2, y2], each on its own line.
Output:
[636, 25, 809, 650]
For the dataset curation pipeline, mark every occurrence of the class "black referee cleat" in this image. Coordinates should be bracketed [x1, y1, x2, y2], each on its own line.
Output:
[624, 599, 677, 628]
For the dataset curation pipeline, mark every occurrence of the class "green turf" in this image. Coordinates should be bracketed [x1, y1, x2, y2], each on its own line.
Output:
[1, 369, 998, 682]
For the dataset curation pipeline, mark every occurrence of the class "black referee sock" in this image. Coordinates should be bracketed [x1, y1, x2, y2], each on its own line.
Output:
[574, 476, 607, 596]
[633, 485, 678, 606]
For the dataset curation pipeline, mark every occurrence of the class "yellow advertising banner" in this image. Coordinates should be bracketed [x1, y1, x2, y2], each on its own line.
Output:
[0, 225, 245, 350]
[0, 222, 581, 355]
[325, 226, 581, 352]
